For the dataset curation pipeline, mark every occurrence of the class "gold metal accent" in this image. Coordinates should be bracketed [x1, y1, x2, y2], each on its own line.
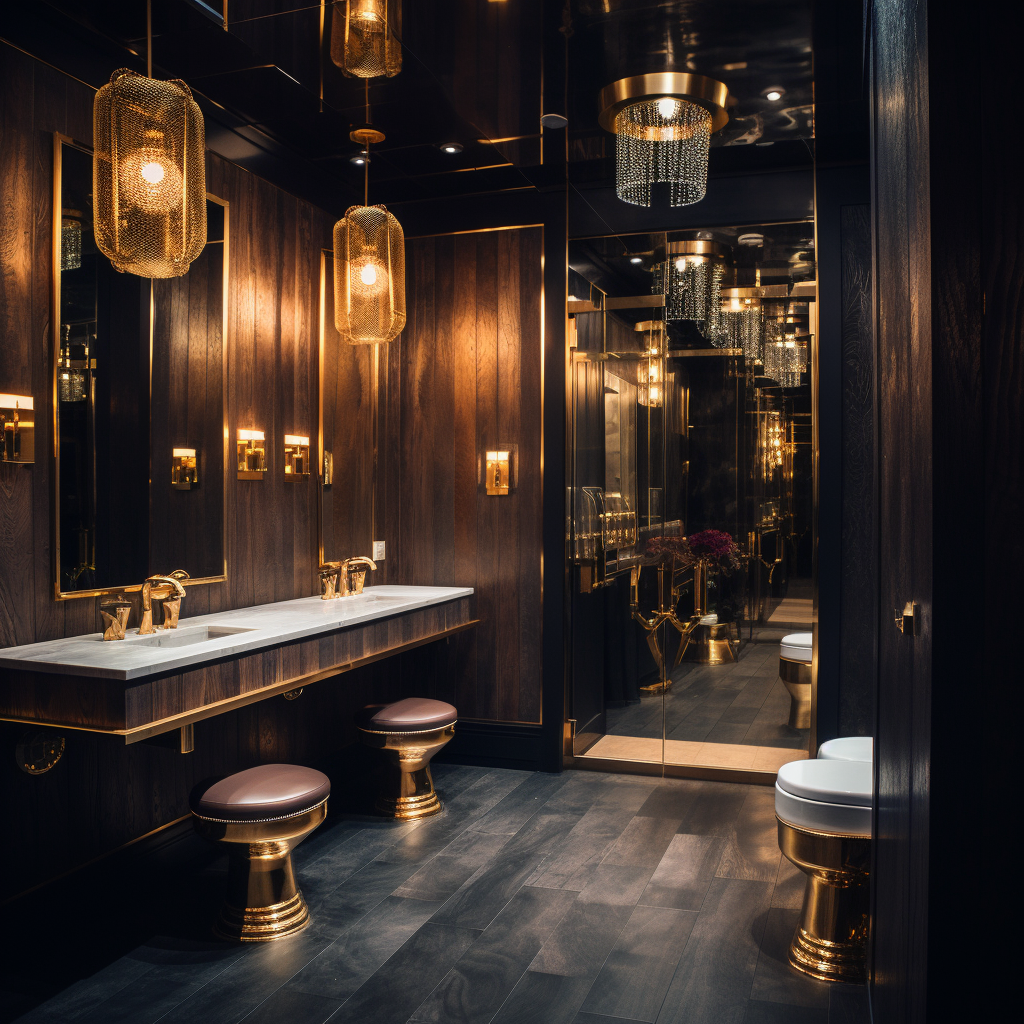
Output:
[358, 723, 455, 819]
[895, 600, 919, 635]
[284, 435, 310, 477]
[318, 561, 341, 599]
[16, 732, 66, 775]
[192, 800, 328, 942]
[0, 394, 35, 464]
[171, 447, 198, 489]
[138, 572, 188, 634]
[349, 124, 386, 146]
[779, 656, 812, 729]
[330, 0, 402, 79]
[53, 133, 230, 600]
[93, 68, 206, 278]
[630, 564, 702, 695]
[340, 556, 377, 596]
[99, 594, 133, 640]
[334, 205, 406, 345]
[776, 817, 870, 983]
[237, 429, 267, 479]
[179, 723, 194, 753]
[598, 73, 730, 133]
[282, 688, 304, 700]
[322, 450, 334, 485]
[660, 239, 730, 260]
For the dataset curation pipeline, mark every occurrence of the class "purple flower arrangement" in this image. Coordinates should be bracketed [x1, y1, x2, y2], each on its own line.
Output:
[644, 535, 694, 567]
[687, 529, 742, 573]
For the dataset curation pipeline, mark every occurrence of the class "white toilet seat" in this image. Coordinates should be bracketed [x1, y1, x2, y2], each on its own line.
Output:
[775, 759, 872, 836]
[780, 632, 812, 663]
[818, 736, 873, 763]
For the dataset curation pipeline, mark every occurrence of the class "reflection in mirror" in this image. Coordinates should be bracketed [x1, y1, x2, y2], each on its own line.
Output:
[54, 137, 227, 597]
[319, 251, 376, 565]
[568, 222, 816, 775]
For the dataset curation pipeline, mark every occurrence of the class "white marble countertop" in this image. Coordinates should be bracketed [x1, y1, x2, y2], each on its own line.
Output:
[0, 586, 474, 682]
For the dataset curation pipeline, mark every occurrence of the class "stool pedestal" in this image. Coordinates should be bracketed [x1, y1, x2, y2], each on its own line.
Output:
[192, 802, 326, 942]
[359, 724, 455, 820]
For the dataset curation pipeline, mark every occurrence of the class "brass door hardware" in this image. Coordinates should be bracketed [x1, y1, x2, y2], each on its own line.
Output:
[895, 601, 920, 635]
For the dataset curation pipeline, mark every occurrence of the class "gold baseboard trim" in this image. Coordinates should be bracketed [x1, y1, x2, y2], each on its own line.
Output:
[0, 620, 480, 744]
[566, 754, 777, 786]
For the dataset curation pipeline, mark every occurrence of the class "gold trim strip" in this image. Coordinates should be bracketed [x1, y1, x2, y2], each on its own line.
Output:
[567, 754, 777, 786]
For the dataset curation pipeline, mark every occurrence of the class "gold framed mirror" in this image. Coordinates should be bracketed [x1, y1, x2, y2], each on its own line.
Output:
[318, 249, 378, 566]
[52, 134, 229, 599]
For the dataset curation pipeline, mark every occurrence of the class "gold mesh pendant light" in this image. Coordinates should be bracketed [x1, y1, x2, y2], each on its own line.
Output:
[599, 73, 729, 208]
[93, 68, 206, 278]
[334, 205, 405, 344]
[331, 0, 402, 78]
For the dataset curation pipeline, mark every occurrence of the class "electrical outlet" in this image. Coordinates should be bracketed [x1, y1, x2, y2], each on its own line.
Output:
[373, 540, 386, 561]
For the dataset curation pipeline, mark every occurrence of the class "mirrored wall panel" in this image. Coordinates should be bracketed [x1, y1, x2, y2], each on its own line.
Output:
[568, 221, 816, 776]
[54, 136, 227, 597]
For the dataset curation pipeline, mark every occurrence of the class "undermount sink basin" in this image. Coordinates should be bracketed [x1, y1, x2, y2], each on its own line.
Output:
[124, 626, 254, 649]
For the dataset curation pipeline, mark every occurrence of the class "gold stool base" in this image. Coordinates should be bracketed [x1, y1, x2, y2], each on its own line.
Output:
[684, 623, 737, 664]
[780, 658, 812, 729]
[214, 889, 310, 943]
[777, 817, 870, 984]
[359, 723, 455, 821]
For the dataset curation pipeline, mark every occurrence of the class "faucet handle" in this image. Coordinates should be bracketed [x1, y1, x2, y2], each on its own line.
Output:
[99, 595, 132, 641]
[319, 561, 341, 600]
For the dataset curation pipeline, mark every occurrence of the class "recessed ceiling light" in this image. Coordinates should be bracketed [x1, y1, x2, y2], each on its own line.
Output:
[763, 87, 785, 102]
[439, 142, 463, 154]
[629, 256, 643, 265]
[349, 151, 370, 166]
[540, 113, 568, 129]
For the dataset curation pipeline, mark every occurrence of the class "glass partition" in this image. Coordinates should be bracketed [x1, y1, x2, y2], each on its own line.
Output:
[567, 222, 816, 778]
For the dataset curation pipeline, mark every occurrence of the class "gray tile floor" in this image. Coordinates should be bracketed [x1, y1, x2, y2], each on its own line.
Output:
[13, 766, 868, 1024]
[606, 636, 809, 751]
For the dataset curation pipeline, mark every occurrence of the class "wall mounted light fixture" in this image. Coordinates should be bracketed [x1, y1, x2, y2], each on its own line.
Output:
[237, 429, 266, 480]
[1, 394, 34, 464]
[284, 435, 310, 477]
[171, 447, 198, 489]
[598, 73, 730, 208]
[484, 447, 516, 495]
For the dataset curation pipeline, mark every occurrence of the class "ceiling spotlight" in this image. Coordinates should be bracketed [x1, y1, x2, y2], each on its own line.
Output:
[763, 87, 785, 102]
[350, 151, 370, 166]
[439, 142, 463, 154]
[629, 256, 644, 265]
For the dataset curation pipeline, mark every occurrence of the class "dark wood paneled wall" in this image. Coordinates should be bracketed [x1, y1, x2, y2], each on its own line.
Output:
[869, 0, 1019, 1020]
[379, 228, 544, 723]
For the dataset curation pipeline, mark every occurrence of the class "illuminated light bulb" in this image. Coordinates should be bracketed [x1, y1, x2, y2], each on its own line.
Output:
[119, 146, 183, 214]
[140, 161, 165, 184]
[765, 90, 782, 102]
[353, 257, 388, 296]
[657, 97, 679, 119]
[630, 256, 643, 264]
[675, 257, 687, 272]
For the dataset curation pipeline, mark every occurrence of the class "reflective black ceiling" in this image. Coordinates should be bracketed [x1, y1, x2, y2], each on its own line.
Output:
[1, 0, 814, 215]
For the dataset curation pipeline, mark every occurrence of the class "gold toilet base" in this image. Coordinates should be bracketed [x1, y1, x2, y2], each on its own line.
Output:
[360, 723, 455, 821]
[777, 817, 870, 984]
[779, 658, 812, 729]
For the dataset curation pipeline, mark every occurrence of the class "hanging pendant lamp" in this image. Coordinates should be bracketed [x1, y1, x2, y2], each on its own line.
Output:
[720, 287, 763, 366]
[93, 5, 206, 278]
[652, 240, 728, 342]
[334, 121, 405, 345]
[331, 0, 402, 78]
[598, 73, 729, 208]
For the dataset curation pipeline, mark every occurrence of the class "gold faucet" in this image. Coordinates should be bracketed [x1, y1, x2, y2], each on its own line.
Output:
[318, 561, 342, 600]
[99, 595, 133, 641]
[138, 572, 188, 634]
[339, 556, 377, 597]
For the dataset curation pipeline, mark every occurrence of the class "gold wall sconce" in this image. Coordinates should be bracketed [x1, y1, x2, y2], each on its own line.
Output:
[237, 429, 267, 480]
[284, 435, 310, 477]
[171, 447, 198, 489]
[484, 446, 517, 496]
[1, 394, 34, 464]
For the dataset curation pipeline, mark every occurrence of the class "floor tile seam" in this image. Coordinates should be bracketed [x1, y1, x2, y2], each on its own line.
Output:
[35, 962, 163, 1024]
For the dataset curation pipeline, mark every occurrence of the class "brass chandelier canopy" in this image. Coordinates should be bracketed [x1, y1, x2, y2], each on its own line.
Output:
[93, 68, 207, 278]
[598, 73, 729, 208]
[331, 0, 402, 78]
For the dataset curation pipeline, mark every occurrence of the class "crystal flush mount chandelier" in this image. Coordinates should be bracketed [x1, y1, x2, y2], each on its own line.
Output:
[652, 240, 728, 342]
[93, 68, 206, 278]
[331, 0, 402, 78]
[598, 73, 730, 208]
